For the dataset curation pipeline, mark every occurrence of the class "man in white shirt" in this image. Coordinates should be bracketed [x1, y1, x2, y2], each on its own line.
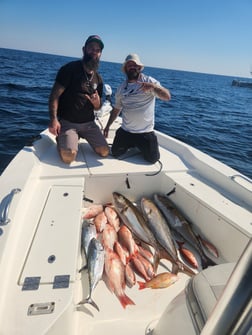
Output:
[104, 54, 171, 163]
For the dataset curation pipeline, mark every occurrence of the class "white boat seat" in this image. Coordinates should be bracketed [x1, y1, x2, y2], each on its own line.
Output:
[152, 263, 235, 335]
[153, 239, 252, 335]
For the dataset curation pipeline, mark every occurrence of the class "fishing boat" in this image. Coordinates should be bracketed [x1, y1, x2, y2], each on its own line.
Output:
[232, 79, 252, 88]
[0, 89, 251, 335]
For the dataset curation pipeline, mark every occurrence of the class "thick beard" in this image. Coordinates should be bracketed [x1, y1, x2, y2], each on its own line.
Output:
[83, 53, 99, 72]
[126, 69, 140, 81]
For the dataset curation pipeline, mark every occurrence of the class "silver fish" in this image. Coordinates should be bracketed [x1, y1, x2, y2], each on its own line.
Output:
[78, 237, 105, 311]
[141, 197, 177, 258]
[82, 219, 97, 257]
[112, 192, 160, 272]
[141, 197, 195, 276]
[112, 192, 157, 247]
[153, 193, 215, 268]
[79, 219, 97, 272]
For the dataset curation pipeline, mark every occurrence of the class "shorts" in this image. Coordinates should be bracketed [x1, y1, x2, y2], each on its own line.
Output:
[57, 119, 108, 152]
[111, 127, 160, 163]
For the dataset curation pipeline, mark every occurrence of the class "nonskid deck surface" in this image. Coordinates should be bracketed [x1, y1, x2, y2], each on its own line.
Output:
[36, 135, 189, 180]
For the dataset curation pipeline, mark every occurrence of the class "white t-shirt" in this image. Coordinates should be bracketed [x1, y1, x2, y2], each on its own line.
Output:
[114, 73, 160, 133]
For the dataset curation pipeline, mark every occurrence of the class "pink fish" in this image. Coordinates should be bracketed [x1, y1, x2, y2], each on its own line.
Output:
[104, 206, 121, 232]
[118, 225, 139, 257]
[125, 263, 136, 288]
[83, 204, 104, 219]
[135, 253, 155, 279]
[198, 235, 219, 258]
[138, 244, 154, 265]
[176, 241, 199, 269]
[101, 224, 118, 250]
[104, 249, 135, 308]
[93, 211, 107, 232]
[137, 272, 178, 290]
[130, 255, 152, 282]
[114, 241, 129, 266]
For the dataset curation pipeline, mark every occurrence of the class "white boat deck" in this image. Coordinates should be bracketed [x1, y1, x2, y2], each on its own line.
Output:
[0, 115, 251, 335]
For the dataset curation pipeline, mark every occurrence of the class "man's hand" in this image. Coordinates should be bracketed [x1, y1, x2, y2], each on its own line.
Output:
[85, 90, 101, 110]
[49, 118, 61, 136]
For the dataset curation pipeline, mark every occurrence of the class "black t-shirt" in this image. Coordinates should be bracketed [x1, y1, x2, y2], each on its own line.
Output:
[56, 60, 103, 123]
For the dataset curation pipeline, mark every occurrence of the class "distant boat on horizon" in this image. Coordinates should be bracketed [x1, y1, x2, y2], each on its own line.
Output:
[232, 67, 252, 88]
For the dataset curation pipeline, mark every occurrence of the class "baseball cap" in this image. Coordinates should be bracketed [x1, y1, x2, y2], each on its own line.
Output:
[85, 35, 104, 50]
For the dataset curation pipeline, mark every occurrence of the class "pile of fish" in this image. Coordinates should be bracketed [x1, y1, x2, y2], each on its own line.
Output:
[78, 192, 219, 311]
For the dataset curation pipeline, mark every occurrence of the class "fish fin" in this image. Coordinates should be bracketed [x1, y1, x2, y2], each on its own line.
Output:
[177, 260, 196, 277]
[137, 281, 146, 290]
[171, 262, 179, 274]
[77, 297, 100, 312]
[78, 264, 87, 273]
[117, 293, 135, 308]
[153, 250, 160, 274]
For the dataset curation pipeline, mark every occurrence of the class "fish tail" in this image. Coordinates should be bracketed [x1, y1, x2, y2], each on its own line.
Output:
[177, 260, 196, 277]
[171, 262, 179, 274]
[77, 297, 100, 312]
[117, 293, 135, 309]
[153, 250, 160, 274]
[137, 281, 146, 290]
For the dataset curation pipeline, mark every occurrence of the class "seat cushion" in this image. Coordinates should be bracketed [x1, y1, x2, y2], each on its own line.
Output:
[153, 263, 235, 335]
[186, 263, 235, 332]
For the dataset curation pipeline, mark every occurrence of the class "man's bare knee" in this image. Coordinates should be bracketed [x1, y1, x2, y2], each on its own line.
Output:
[59, 149, 77, 164]
[95, 146, 109, 157]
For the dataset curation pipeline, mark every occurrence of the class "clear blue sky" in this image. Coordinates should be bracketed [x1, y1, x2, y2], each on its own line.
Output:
[1, 0, 251, 78]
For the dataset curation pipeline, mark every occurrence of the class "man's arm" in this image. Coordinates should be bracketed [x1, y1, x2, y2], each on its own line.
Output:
[103, 107, 121, 138]
[48, 82, 65, 135]
[139, 81, 171, 101]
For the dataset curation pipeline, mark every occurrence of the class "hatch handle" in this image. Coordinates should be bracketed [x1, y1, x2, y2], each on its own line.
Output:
[0, 188, 21, 225]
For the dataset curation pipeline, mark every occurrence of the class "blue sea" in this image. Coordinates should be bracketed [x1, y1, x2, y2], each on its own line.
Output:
[0, 48, 251, 179]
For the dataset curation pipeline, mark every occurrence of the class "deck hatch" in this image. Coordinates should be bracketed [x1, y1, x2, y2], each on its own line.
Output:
[19, 185, 83, 285]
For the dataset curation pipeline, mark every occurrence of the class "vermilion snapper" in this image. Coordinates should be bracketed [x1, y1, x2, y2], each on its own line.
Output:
[93, 210, 107, 232]
[118, 224, 139, 258]
[104, 249, 135, 309]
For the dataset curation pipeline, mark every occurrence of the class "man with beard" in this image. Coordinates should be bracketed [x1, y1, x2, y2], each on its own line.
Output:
[48, 35, 109, 164]
[104, 54, 171, 164]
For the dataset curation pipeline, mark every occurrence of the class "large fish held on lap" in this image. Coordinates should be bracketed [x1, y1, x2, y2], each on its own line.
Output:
[78, 237, 105, 311]
[141, 197, 196, 277]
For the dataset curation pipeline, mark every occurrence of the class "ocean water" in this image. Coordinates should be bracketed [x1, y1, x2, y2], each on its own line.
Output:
[0, 48, 251, 179]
